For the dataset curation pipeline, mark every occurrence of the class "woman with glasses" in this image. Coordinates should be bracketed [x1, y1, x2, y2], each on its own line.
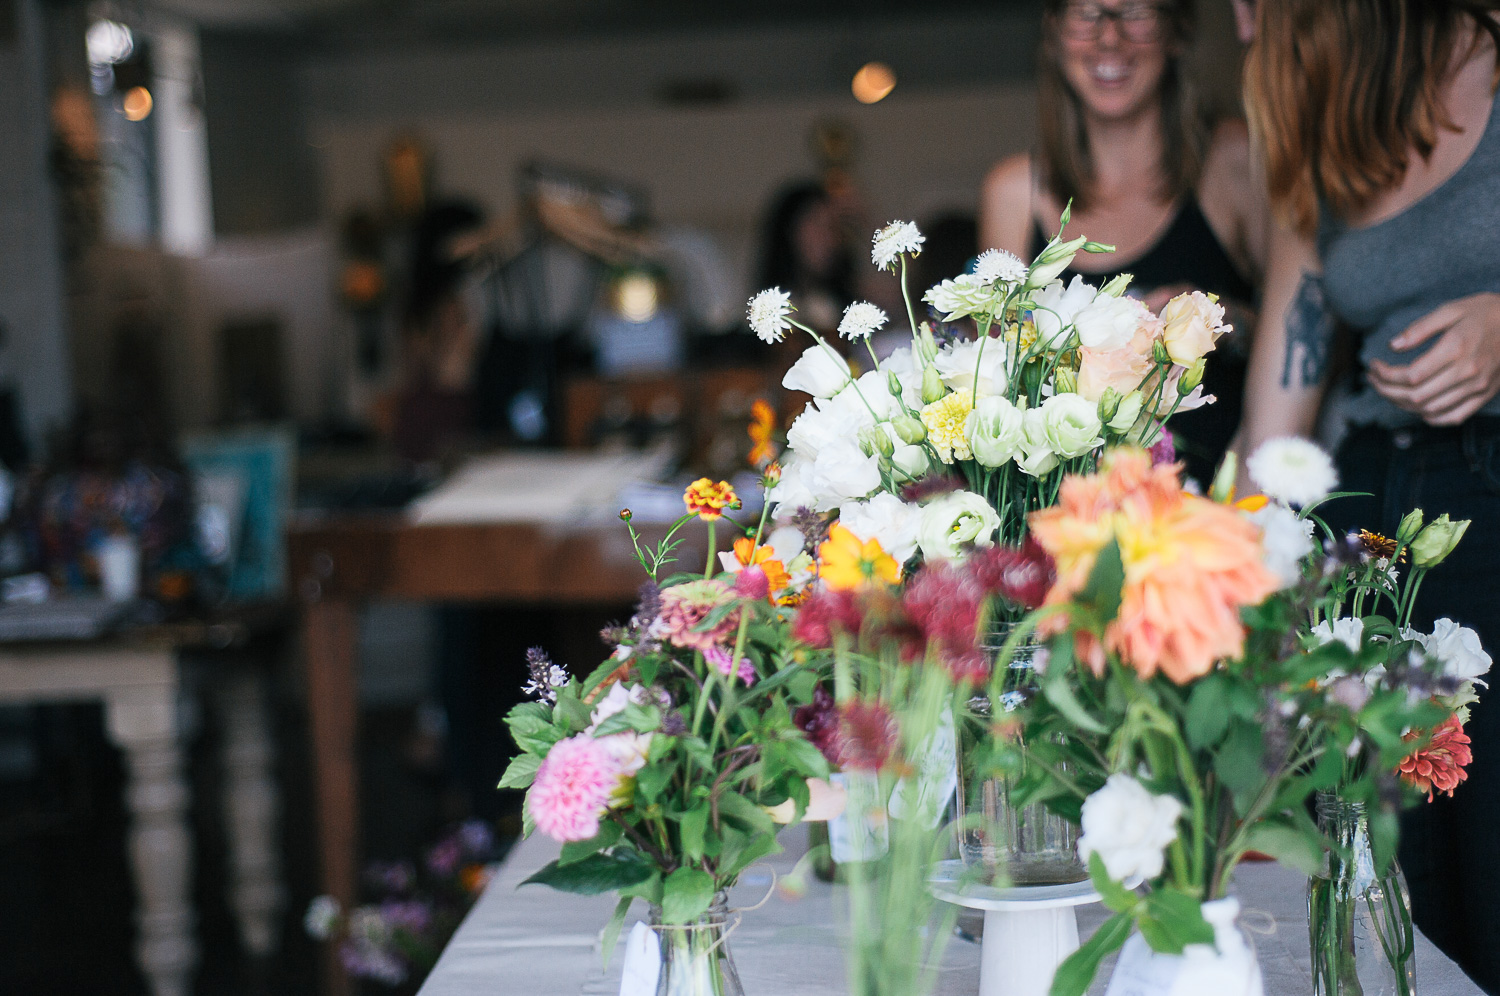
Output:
[1238, 1, 1500, 988]
[982, 0, 1268, 487]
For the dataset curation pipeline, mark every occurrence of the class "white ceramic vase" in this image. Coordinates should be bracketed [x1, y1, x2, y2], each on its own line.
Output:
[1104, 897, 1264, 996]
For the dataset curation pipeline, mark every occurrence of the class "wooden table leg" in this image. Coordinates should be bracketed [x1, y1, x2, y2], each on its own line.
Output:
[105, 680, 197, 996]
[304, 599, 359, 996]
[218, 664, 284, 959]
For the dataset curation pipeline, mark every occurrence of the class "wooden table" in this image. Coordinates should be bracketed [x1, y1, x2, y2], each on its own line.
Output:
[288, 513, 702, 994]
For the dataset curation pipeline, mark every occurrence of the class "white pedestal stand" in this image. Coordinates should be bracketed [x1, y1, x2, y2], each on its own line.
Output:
[930, 860, 1100, 996]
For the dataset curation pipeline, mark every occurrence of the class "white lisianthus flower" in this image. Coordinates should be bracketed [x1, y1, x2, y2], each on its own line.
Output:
[838, 301, 888, 341]
[916, 490, 1001, 561]
[783, 343, 853, 398]
[765, 525, 806, 563]
[1077, 774, 1183, 888]
[786, 398, 869, 461]
[892, 444, 930, 479]
[1040, 393, 1105, 458]
[1018, 407, 1059, 477]
[1031, 275, 1099, 350]
[804, 442, 882, 512]
[1250, 504, 1315, 589]
[839, 493, 922, 564]
[1423, 618, 1493, 682]
[765, 459, 817, 511]
[1310, 617, 1364, 653]
[1108, 391, 1144, 433]
[1246, 437, 1339, 507]
[872, 220, 924, 271]
[1073, 293, 1149, 352]
[1160, 291, 1228, 365]
[967, 395, 1026, 468]
[933, 336, 1009, 397]
[747, 287, 793, 343]
[973, 248, 1028, 285]
[923, 274, 1001, 323]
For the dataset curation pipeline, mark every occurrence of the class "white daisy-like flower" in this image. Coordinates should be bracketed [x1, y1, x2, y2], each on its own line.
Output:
[1246, 437, 1338, 507]
[838, 301, 888, 340]
[973, 248, 1028, 286]
[747, 287, 793, 343]
[923, 274, 1002, 322]
[871, 220, 925, 271]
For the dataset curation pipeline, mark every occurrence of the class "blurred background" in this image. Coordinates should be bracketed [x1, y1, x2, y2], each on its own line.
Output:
[0, 1, 1246, 993]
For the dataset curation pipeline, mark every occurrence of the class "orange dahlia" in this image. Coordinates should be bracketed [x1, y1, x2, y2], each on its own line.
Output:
[1029, 448, 1279, 683]
[1398, 715, 1472, 802]
[683, 478, 739, 521]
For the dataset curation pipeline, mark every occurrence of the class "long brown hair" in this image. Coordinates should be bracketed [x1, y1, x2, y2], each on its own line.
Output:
[1038, 0, 1207, 212]
[1245, 0, 1500, 236]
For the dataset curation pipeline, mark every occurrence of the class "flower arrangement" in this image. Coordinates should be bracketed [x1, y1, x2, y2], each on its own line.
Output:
[304, 820, 499, 990]
[500, 471, 835, 979]
[754, 211, 1228, 619]
[979, 446, 1464, 996]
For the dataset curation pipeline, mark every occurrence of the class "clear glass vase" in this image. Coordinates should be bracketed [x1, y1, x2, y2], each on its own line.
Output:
[1308, 793, 1416, 996]
[955, 627, 1086, 885]
[647, 893, 745, 996]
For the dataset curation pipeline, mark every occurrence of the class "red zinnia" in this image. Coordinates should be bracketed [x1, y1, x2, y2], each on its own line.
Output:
[1397, 715, 1473, 802]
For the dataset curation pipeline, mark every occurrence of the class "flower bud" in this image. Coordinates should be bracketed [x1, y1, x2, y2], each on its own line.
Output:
[921, 366, 946, 404]
[1082, 241, 1116, 254]
[1025, 235, 1088, 289]
[917, 322, 939, 363]
[1178, 359, 1206, 396]
[858, 425, 894, 459]
[1098, 273, 1134, 298]
[886, 370, 904, 399]
[1152, 339, 1172, 366]
[891, 414, 927, 445]
[1096, 387, 1122, 425]
[619, 509, 633, 521]
[1054, 366, 1078, 395]
[1210, 452, 1238, 504]
[1396, 507, 1425, 545]
[1107, 391, 1144, 432]
[1410, 513, 1470, 568]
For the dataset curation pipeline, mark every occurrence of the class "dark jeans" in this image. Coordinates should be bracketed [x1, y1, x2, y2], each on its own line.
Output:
[1335, 421, 1500, 994]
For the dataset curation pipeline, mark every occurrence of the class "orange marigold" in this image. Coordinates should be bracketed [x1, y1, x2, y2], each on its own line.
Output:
[748, 399, 779, 468]
[1398, 715, 1472, 802]
[1029, 447, 1280, 683]
[684, 478, 739, 521]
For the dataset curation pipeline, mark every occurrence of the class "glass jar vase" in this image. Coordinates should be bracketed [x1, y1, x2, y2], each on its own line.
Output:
[1307, 792, 1416, 996]
[954, 628, 1086, 885]
[647, 893, 745, 996]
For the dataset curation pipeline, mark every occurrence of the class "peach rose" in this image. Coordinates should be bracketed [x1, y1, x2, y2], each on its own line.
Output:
[1077, 319, 1159, 403]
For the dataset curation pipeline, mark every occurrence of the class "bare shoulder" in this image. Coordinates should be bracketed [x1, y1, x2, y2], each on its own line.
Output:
[1199, 118, 1270, 282]
[1202, 119, 1252, 180]
[980, 152, 1034, 255]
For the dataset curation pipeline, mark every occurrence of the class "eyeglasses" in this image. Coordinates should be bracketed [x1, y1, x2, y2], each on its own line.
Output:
[1060, 2, 1167, 43]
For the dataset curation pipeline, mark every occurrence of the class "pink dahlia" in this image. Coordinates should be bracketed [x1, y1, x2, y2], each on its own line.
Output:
[528, 735, 620, 842]
[654, 579, 740, 652]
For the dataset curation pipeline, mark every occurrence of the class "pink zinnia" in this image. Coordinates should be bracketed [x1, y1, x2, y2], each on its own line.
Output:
[1398, 716, 1473, 803]
[528, 735, 620, 842]
[654, 579, 740, 652]
[704, 646, 757, 684]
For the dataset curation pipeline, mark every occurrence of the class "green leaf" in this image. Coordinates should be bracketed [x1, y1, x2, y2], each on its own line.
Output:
[1086, 852, 1140, 915]
[717, 829, 781, 881]
[593, 703, 662, 737]
[600, 895, 633, 968]
[620, 870, 663, 905]
[581, 658, 624, 698]
[1213, 720, 1266, 813]
[716, 790, 775, 834]
[636, 762, 672, 803]
[659, 867, 715, 924]
[1242, 819, 1324, 876]
[521, 852, 653, 895]
[1369, 806, 1399, 873]
[1138, 888, 1214, 953]
[1079, 538, 1124, 625]
[505, 702, 564, 755]
[1041, 671, 1107, 735]
[786, 670, 817, 702]
[680, 803, 708, 863]
[1185, 675, 1230, 752]
[498, 752, 542, 789]
[558, 820, 623, 866]
[1049, 910, 1132, 996]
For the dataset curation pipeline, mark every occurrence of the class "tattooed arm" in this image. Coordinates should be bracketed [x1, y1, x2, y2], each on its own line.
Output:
[1234, 223, 1332, 485]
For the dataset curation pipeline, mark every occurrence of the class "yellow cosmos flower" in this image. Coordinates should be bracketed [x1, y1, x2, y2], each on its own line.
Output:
[919, 389, 974, 464]
[818, 523, 900, 590]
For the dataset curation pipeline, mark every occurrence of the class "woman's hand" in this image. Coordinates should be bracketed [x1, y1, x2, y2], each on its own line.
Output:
[1368, 293, 1500, 426]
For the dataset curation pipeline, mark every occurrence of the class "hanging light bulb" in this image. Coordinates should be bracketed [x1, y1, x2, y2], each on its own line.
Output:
[852, 62, 896, 104]
[122, 86, 153, 121]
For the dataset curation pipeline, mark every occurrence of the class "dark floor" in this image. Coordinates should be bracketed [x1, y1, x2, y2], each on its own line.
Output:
[0, 601, 626, 995]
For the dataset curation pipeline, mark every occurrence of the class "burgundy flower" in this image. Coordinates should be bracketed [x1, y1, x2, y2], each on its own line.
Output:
[968, 539, 1057, 610]
[900, 472, 965, 503]
[1148, 433, 1177, 468]
[793, 684, 841, 765]
[837, 700, 900, 771]
[901, 561, 988, 682]
[792, 589, 865, 648]
[734, 565, 771, 601]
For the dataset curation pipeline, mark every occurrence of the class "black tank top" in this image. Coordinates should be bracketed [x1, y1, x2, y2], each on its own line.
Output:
[1029, 197, 1254, 486]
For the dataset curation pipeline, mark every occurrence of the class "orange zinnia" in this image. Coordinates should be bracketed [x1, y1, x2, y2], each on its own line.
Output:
[1029, 448, 1279, 684]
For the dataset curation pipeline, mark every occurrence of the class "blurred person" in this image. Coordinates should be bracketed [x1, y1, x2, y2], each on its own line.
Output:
[981, 0, 1269, 486]
[756, 181, 858, 338]
[1237, 2, 1500, 985]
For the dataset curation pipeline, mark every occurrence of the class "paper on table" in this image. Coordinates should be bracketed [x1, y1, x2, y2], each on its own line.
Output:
[408, 446, 674, 525]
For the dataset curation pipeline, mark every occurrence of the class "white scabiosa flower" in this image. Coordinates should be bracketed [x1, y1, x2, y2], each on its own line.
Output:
[1077, 774, 1183, 888]
[747, 287, 793, 343]
[1246, 437, 1338, 507]
[871, 220, 925, 271]
[838, 301, 888, 340]
[1250, 504, 1315, 589]
[973, 248, 1028, 286]
[1310, 617, 1364, 653]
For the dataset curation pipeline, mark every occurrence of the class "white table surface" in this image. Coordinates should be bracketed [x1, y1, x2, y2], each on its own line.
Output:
[418, 823, 1483, 996]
